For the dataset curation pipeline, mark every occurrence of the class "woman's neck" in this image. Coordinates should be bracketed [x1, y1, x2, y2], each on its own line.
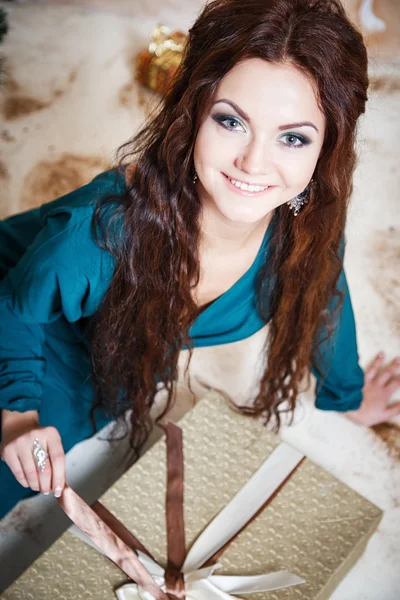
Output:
[199, 202, 273, 254]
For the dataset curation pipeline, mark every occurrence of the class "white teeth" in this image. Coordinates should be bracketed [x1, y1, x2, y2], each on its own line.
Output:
[229, 177, 267, 192]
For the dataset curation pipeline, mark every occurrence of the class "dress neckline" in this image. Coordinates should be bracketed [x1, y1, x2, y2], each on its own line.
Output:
[195, 220, 273, 317]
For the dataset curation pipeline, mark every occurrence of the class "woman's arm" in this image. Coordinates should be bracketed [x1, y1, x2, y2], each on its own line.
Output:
[0, 172, 118, 494]
[312, 266, 400, 424]
[312, 267, 364, 412]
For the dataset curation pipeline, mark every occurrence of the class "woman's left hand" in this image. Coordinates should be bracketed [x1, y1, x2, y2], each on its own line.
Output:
[344, 353, 400, 426]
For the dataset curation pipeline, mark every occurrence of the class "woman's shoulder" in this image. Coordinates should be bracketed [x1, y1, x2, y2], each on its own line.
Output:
[31, 168, 127, 268]
[39, 168, 126, 228]
[5, 169, 127, 299]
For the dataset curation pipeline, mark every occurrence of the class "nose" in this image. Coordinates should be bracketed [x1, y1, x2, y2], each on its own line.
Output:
[234, 138, 273, 176]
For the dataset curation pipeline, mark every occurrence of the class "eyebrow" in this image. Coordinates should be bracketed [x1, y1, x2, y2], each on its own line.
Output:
[278, 121, 319, 133]
[214, 99, 319, 133]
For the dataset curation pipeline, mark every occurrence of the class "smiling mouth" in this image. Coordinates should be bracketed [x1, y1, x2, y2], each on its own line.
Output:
[223, 173, 271, 193]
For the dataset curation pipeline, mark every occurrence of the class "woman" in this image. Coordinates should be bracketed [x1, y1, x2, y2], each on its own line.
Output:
[0, 0, 399, 520]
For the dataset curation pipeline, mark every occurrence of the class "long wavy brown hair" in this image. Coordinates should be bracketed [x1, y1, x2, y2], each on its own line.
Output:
[89, 0, 368, 453]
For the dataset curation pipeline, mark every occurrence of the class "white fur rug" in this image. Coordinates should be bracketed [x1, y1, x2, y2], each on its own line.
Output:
[0, 1, 399, 597]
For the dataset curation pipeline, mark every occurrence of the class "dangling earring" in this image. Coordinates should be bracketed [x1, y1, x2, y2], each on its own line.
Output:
[193, 170, 198, 184]
[287, 179, 314, 216]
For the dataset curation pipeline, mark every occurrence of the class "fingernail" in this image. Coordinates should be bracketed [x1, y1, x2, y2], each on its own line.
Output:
[43, 492, 51, 496]
[54, 487, 63, 498]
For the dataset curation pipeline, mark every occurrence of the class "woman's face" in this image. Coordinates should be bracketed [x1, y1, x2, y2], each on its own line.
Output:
[193, 58, 326, 224]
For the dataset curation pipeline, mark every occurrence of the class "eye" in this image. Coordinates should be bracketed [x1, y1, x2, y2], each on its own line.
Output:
[280, 133, 311, 149]
[212, 113, 245, 132]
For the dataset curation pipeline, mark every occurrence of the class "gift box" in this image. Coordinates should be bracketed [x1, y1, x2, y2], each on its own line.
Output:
[3, 392, 382, 599]
[135, 24, 186, 95]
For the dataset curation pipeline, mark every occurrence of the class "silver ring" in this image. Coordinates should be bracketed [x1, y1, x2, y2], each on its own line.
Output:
[33, 438, 48, 472]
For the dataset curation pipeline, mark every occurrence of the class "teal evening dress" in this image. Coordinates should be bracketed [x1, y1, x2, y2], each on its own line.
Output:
[0, 170, 364, 518]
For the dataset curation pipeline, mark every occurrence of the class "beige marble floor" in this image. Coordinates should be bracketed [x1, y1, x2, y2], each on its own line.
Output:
[0, 0, 399, 598]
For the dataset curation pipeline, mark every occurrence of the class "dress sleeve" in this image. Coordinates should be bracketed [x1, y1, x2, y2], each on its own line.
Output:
[0, 178, 117, 414]
[312, 263, 364, 413]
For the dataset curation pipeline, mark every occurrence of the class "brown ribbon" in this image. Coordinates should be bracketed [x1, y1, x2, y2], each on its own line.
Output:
[57, 422, 302, 600]
[163, 423, 186, 599]
[91, 499, 155, 560]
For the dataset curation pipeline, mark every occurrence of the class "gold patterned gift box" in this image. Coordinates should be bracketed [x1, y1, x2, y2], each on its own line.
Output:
[136, 24, 186, 95]
[3, 392, 382, 600]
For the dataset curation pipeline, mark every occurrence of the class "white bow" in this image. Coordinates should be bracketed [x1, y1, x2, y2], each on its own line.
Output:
[117, 552, 302, 599]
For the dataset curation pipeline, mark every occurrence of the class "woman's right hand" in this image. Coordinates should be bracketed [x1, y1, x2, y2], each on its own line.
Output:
[0, 409, 66, 497]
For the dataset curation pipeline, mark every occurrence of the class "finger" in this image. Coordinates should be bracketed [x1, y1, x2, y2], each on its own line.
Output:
[18, 445, 40, 491]
[384, 402, 400, 420]
[376, 358, 400, 386]
[2, 451, 29, 488]
[375, 358, 400, 385]
[364, 353, 385, 382]
[36, 441, 52, 495]
[46, 430, 65, 498]
[385, 375, 400, 397]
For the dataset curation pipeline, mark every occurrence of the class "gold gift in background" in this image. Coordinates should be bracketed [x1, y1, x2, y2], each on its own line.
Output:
[3, 392, 383, 600]
[136, 24, 186, 95]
